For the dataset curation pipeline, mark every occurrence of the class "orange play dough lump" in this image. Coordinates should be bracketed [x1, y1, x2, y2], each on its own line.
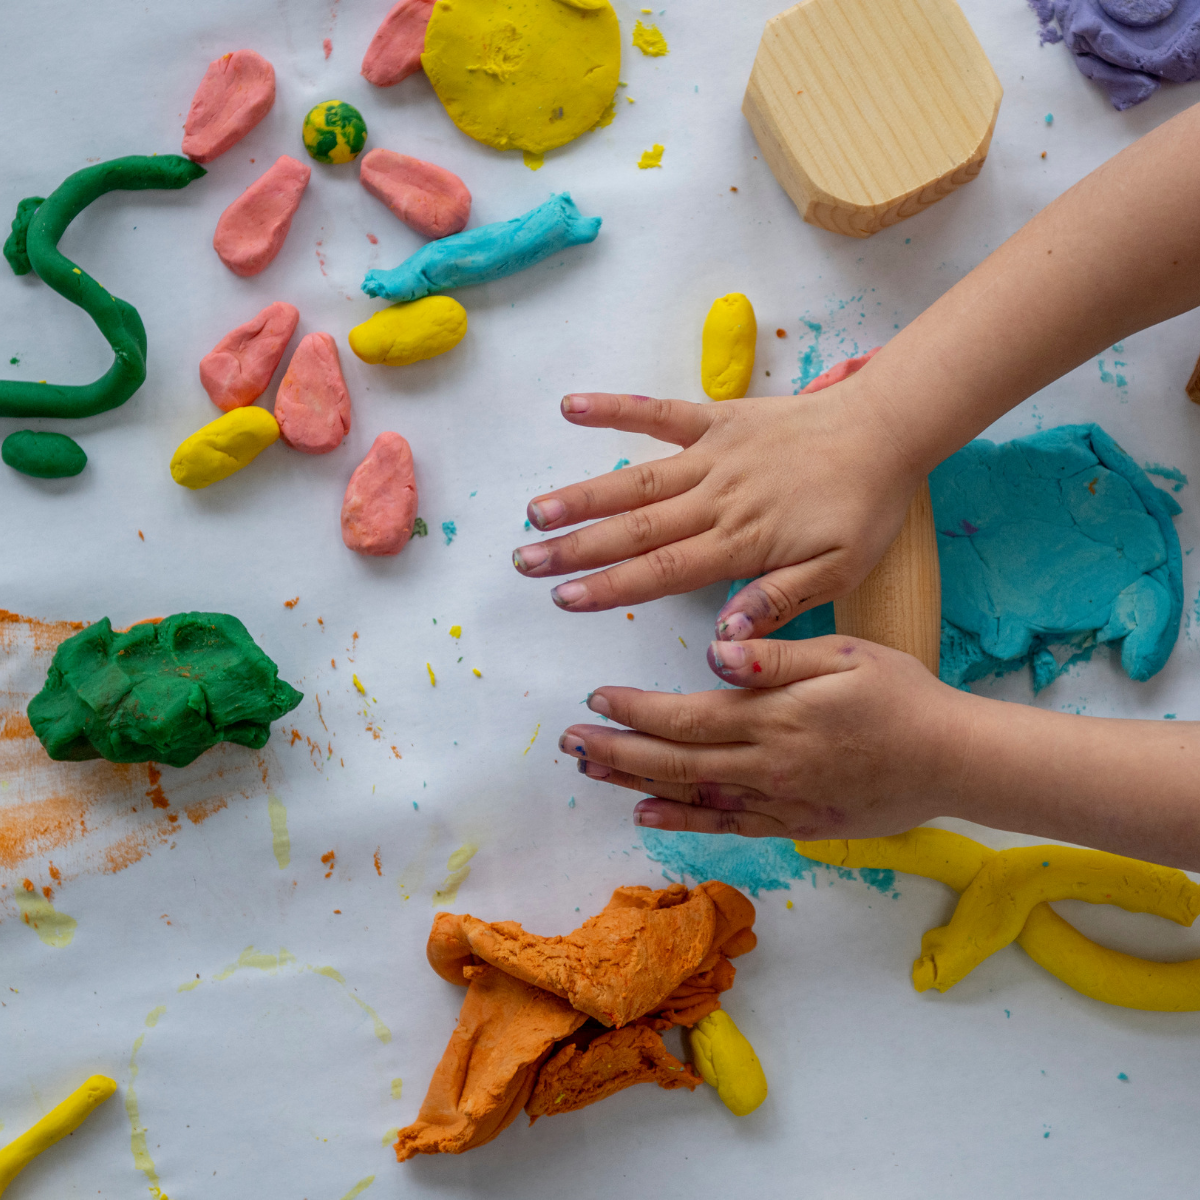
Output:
[182, 49, 276, 163]
[213, 156, 310, 277]
[199, 301, 299, 411]
[273, 332, 351, 454]
[341, 432, 419, 555]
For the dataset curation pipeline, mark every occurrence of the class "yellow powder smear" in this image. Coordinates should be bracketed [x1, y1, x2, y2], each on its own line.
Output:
[267, 793, 291, 869]
[13, 888, 77, 947]
[433, 843, 479, 906]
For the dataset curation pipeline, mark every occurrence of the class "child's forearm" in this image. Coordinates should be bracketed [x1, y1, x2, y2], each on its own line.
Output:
[857, 102, 1200, 475]
[952, 696, 1200, 871]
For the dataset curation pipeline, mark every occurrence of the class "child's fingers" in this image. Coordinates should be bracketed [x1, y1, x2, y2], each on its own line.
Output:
[546, 530, 730, 611]
[574, 764, 770, 812]
[706, 635, 870, 688]
[559, 392, 714, 448]
[514, 494, 707, 578]
[632, 797, 792, 838]
[524, 453, 703, 534]
[585, 686, 754, 744]
[559, 723, 744, 783]
[715, 558, 854, 641]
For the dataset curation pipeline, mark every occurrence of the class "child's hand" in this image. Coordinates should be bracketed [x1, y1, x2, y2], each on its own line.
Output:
[559, 635, 967, 839]
[512, 383, 921, 640]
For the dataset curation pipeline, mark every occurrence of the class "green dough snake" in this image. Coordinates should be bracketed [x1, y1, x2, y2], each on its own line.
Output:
[1, 155, 205, 419]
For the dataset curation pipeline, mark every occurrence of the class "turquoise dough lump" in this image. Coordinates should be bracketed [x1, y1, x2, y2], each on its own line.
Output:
[27, 612, 303, 767]
[2, 430, 87, 477]
[362, 192, 601, 302]
[727, 424, 1183, 693]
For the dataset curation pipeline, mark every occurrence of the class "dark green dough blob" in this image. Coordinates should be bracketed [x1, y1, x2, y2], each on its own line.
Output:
[27, 612, 303, 768]
[1, 156, 206, 419]
[2, 430, 87, 477]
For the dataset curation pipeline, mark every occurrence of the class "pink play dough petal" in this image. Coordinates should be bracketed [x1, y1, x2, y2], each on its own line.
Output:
[359, 148, 471, 239]
[199, 301, 300, 412]
[341, 432, 419, 555]
[182, 49, 276, 164]
[361, 0, 436, 86]
[275, 332, 353, 455]
[213, 155, 311, 278]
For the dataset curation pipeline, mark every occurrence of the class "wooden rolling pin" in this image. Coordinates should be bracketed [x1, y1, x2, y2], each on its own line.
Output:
[832, 479, 941, 675]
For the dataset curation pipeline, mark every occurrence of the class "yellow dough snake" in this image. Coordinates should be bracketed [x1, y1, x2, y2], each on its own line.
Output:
[794, 829, 1200, 1011]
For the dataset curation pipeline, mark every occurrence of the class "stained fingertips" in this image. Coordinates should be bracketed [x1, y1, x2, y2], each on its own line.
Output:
[633, 799, 666, 828]
[512, 543, 550, 574]
[579, 759, 611, 779]
[715, 610, 755, 642]
[527, 497, 565, 529]
[561, 393, 592, 416]
[551, 580, 590, 609]
[707, 640, 747, 673]
[558, 732, 587, 757]
[586, 691, 612, 717]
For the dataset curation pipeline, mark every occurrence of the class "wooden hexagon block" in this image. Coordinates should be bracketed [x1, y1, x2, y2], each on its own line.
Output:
[743, 0, 1003, 238]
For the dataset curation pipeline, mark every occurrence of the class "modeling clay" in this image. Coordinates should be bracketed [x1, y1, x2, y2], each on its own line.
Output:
[199, 301, 299, 411]
[362, 192, 600, 301]
[689, 1010, 768, 1116]
[182, 50, 276, 163]
[341, 432, 419, 555]
[797, 829, 1200, 1011]
[0, 1075, 116, 1197]
[1, 156, 205, 419]
[348, 296, 467, 365]
[213, 155, 310, 277]
[302, 100, 368, 164]
[701, 293, 756, 400]
[359, 148, 471, 238]
[398, 880, 756, 1160]
[632, 20, 669, 55]
[2, 430, 87, 478]
[421, 0, 621, 153]
[170, 405, 280, 488]
[27, 612, 302, 767]
[274, 332, 352, 454]
[361, 0, 437, 85]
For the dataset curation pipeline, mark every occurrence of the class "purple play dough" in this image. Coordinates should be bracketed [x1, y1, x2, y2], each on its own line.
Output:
[1030, 0, 1200, 109]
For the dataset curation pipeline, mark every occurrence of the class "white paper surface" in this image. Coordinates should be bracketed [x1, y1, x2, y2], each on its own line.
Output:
[3, 0, 1200, 1196]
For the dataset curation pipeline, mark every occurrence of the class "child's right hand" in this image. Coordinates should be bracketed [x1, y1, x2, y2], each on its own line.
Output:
[511, 378, 923, 640]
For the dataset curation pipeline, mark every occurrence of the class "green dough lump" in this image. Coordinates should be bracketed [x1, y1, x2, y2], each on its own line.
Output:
[28, 612, 303, 767]
[2, 430, 87, 477]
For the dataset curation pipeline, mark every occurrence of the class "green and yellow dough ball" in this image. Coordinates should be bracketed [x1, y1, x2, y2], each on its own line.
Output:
[302, 100, 368, 164]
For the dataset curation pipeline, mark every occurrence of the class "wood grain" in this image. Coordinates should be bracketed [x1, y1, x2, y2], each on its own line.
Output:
[742, 0, 1003, 238]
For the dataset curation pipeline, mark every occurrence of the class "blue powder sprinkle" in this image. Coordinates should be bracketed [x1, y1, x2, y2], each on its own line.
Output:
[470, 490, 477, 497]
[792, 320, 825, 392]
[1005, 1009, 1011, 1017]
[1165, 713, 1177, 719]
[904, 238, 911, 244]
[1044, 1132, 1051, 1139]
[1144, 463, 1188, 492]
[524, 520, 531, 531]
[1118, 1072, 1129, 1081]
[413, 801, 419, 810]
[568, 796, 576, 807]
[442, 520, 457, 545]
[613, 458, 630, 470]
[1098, 359, 1128, 388]
[1045, 112, 1054, 123]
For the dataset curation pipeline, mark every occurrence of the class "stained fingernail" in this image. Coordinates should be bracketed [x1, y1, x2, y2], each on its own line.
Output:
[528, 497, 566, 529]
[634, 806, 663, 828]
[562, 394, 591, 415]
[716, 611, 754, 641]
[709, 640, 747, 672]
[512, 543, 549, 573]
[552, 580, 588, 608]
[587, 693, 611, 717]
[559, 734, 587, 757]
[580, 760, 611, 779]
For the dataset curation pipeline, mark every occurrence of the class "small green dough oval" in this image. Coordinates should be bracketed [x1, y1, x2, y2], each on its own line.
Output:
[348, 296, 468, 365]
[302, 100, 368, 164]
[701, 292, 756, 401]
[689, 1009, 768, 1116]
[2, 430, 87, 478]
[170, 406, 280, 489]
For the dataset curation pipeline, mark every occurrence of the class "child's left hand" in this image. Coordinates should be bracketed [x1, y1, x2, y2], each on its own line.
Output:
[559, 635, 968, 840]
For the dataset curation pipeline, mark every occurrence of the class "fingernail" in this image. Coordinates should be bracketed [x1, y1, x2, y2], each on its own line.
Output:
[559, 734, 587, 758]
[512, 543, 549, 573]
[709, 640, 747, 671]
[562, 394, 591, 415]
[552, 580, 588, 608]
[528, 498, 566, 529]
[716, 611, 754, 641]
[579, 760, 611, 779]
[587, 693, 611, 717]
[634, 806, 663, 828]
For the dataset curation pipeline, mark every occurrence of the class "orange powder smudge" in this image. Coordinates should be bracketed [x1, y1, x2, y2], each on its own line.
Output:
[146, 763, 170, 809]
[374, 848, 382, 876]
[322, 850, 336, 878]
[323, 36, 333, 57]
[391, 746, 402, 759]
[284, 597, 300, 609]
[366, 233, 378, 245]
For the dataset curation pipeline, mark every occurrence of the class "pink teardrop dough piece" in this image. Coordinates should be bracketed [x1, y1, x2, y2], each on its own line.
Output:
[199, 301, 300, 411]
[361, 0, 436, 86]
[182, 49, 276, 164]
[274, 332, 352, 454]
[359, 148, 471, 239]
[213, 155, 311, 277]
[342, 432, 419, 555]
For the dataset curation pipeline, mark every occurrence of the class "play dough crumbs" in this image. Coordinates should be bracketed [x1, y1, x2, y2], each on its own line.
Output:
[353, 674, 366, 695]
[638, 145, 664, 169]
[449, 625, 461, 638]
[284, 597, 299, 608]
[632, 20, 669, 55]
[523, 152, 545, 171]
[170, 406, 279, 488]
[426, 663, 436, 686]
[472, 668, 482, 677]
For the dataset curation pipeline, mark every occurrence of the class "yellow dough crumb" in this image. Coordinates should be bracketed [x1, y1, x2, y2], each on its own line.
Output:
[638, 144, 664, 169]
[353, 674, 366, 695]
[422, 0, 621, 154]
[169, 406, 279, 489]
[349, 296, 468, 366]
[449, 625, 462, 638]
[689, 1011, 767, 1116]
[632, 20, 669, 56]
[472, 667, 482, 677]
[0, 1075, 117, 1196]
[701, 293, 756, 400]
[523, 151, 545, 171]
[426, 662, 437, 686]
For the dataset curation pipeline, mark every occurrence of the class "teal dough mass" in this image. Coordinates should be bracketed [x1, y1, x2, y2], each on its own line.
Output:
[727, 424, 1183, 693]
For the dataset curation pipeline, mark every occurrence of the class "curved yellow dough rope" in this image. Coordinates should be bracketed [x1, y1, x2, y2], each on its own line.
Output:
[0, 1074, 117, 1195]
[794, 830, 1200, 1012]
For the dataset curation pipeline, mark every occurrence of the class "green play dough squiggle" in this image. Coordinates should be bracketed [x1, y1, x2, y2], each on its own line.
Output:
[0, 155, 205, 419]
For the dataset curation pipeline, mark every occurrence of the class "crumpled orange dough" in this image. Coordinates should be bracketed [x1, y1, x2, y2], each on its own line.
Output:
[399, 880, 756, 1161]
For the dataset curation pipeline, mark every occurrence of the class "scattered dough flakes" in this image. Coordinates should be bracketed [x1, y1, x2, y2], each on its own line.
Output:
[632, 20, 669, 55]
[637, 144, 664, 169]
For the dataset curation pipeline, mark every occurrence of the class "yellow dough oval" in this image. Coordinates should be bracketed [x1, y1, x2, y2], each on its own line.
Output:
[421, 0, 621, 154]
[690, 1010, 768, 1116]
[701, 293, 756, 401]
[348, 296, 468, 366]
[170, 406, 280, 489]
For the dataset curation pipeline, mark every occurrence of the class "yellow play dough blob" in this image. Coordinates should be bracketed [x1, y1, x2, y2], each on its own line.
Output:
[632, 19, 668, 55]
[690, 1010, 768, 1116]
[348, 296, 468, 366]
[0, 1075, 117, 1196]
[701, 292, 756, 400]
[637, 144, 664, 169]
[170, 406, 280, 489]
[796, 830, 1200, 1012]
[421, 0, 621, 154]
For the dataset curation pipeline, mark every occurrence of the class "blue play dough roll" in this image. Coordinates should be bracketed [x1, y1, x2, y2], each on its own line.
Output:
[725, 424, 1183, 694]
[362, 192, 601, 302]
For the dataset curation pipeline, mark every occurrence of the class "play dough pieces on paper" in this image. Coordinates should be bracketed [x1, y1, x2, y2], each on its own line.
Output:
[199, 300, 299, 410]
[349, 296, 467, 365]
[213, 155, 310, 276]
[182, 49, 276, 163]
[170, 405, 280, 488]
[2, 430, 87, 478]
[701, 292, 756, 400]
[302, 100, 368, 164]
[362, 0, 437, 85]
[275, 332, 353, 454]
[421, 0, 621, 154]
[359, 148, 471, 238]
[341, 432, 419, 555]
